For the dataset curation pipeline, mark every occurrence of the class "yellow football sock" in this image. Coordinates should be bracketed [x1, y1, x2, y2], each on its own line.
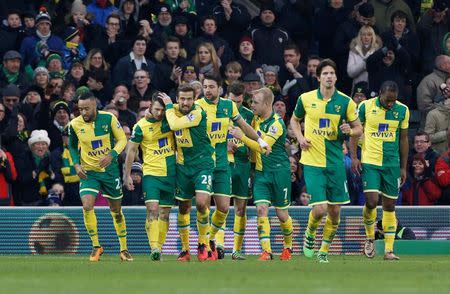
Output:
[158, 219, 169, 250]
[233, 214, 246, 252]
[83, 209, 100, 247]
[280, 216, 293, 249]
[197, 209, 210, 246]
[383, 210, 397, 253]
[363, 206, 377, 240]
[178, 212, 190, 251]
[257, 216, 271, 253]
[110, 210, 128, 252]
[306, 210, 321, 238]
[209, 209, 228, 241]
[319, 216, 339, 254]
[216, 220, 226, 247]
[144, 218, 159, 249]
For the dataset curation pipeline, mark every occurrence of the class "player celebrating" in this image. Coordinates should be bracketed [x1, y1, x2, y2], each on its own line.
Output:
[68, 91, 132, 262]
[159, 85, 215, 262]
[225, 82, 254, 260]
[230, 87, 294, 261]
[124, 96, 175, 261]
[350, 81, 409, 261]
[290, 59, 362, 263]
[197, 75, 268, 260]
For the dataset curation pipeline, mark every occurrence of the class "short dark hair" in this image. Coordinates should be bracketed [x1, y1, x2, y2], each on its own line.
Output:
[203, 74, 222, 87]
[87, 69, 108, 84]
[7, 9, 21, 17]
[391, 10, 408, 25]
[414, 130, 430, 141]
[307, 54, 321, 63]
[227, 81, 245, 96]
[165, 36, 181, 47]
[106, 13, 120, 24]
[78, 91, 96, 101]
[284, 43, 300, 55]
[379, 80, 399, 94]
[177, 84, 195, 97]
[316, 58, 337, 76]
[133, 35, 147, 47]
[201, 15, 217, 27]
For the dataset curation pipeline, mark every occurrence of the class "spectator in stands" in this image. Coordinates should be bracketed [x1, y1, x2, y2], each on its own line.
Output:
[435, 126, 450, 204]
[194, 15, 234, 67]
[48, 72, 65, 99]
[46, 183, 64, 206]
[375, 218, 416, 239]
[223, 61, 242, 94]
[180, 62, 199, 84]
[417, 0, 450, 75]
[122, 161, 144, 206]
[193, 42, 222, 77]
[417, 55, 450, 125]
[153, 36, 187, 93]
[0, 9, 26, 60]
[347, 25, 382, 91]
[118, 0, 140, 39]
[366, 33, 411, 104]
[84, 48, 110, 74]
[45, 53, 64, 74]
[402, 154, 442, 205]
[151, 4, 174, 50]
[1, 84, 21, 125]
[242, 72, 262, 106]
[0, 50, 29, 93]
[65, 0, 88, 43]
[250, 3, 289, 67]
[408, 131, 441, 178]
[212, 0, 251, 51]
[60, 80, 76, 107]
[369, 0, 416, 34]
[66, 60, 85, 88]
[352, 81, 370, 105]
[0, 142, 17, 206]
[21, 11, 35, 34]
[86, 69, 111, 107]
[236, 36, 261, 78]
[278, 44, 307, 89]
[273, 98, 288, 125]
[87, 0, 118, 28]
[113, 35, 154, 87]
[36, 100, 70, 152]
[111, 90, 137, 129]
[128, 70, 157, 113]
[172, 15, 196, 59]
[262, 64, 282, 101]
[20, 86, 43, 130]
[305, 55, 321, 90]
[62, 26, 86, 70]
[425, 79, 450, 154]
[32, 67, 50, 91]
[19, 9, 64, 69]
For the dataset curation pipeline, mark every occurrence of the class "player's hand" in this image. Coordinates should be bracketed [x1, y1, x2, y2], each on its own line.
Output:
[144, 108, 151, 120]
[257, 138, 271, 155]
[227, 141, 238, 153]
[158, 92, 173, 106]
[340, 120, 352, 135]
[351, 158, 362, 176]
[262, 145, 272, 156]
[75, 164, 87, 179]
[229, 126, 243, 139]
[299, 137, 311, 150]
[99, 154, 113, 168]
[400, 168, 407, 187]
[123, 175, 134, 191]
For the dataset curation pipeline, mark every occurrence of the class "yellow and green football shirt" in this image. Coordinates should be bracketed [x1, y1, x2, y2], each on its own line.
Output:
[293, 89, 358, 167]
[130, 117, 175, 177]
[68, 111, 127, 172]
[358, 97, 410, 167]
[165, 103, 215, 168]
[227, 105, 253, 163]
[251, 112, 289, 172]
[196, 97, 241, 169]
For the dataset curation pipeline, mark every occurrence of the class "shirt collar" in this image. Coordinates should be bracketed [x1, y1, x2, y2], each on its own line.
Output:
[130, 52, 147, 64]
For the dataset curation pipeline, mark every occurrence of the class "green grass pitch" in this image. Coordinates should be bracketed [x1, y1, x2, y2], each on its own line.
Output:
[1, 255, 449, 294]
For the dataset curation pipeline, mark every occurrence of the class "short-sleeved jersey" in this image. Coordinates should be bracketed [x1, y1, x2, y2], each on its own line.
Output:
[358, 97, 410, 167]
[196, 97, 241, 169]
[68, 111, 126, 172]
[130, 117, 175, 177]
[252, 112, 289, 172]
[293, 89, 358, 167]
[227, 105, 253, 163]
[165, 104, 215, 169]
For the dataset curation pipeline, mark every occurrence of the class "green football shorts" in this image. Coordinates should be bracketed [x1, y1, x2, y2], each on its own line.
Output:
[80, 168, 122, 200]
[142, 175, 175, 207]
[230, 161, 251, 199]
[303, 164, 350, 206]
[253, 169, 291, 209]
[362, 163, 400, 199]
[175, 164, 213, 201]
[212, 166, 232, 197]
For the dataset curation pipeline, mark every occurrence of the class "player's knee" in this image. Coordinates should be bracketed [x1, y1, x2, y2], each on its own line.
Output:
[256, 205, 268, 217]
[196, 203, 208, 213]
[82, 204, 94, 211]
[147, 209, 159, 220]
[235, 205, 246, 217]
[179, 201, 191, 214]
[382, 200, 395, 212]
[159, 209, 170, 221]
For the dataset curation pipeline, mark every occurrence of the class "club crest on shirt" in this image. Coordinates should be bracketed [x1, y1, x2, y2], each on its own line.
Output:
[334, 105, 341, 113]
[80, 128, 85, 134]
[269, 125, 278, 135]
[187, 113, 195, 121]
[102, 125, 108, 132]
[148, 127, 154, 132]
[393, 111, 399, 119]
[223, 108, 228, 116]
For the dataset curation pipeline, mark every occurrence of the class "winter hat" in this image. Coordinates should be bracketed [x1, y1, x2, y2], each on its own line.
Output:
[52, 101, 71, 118]
[75, 86, 91, 98]
[63, 26, 79, 42]
[239, 35, 255, 48]
[182, 62, 199, 76]
[243, 73, 261, 82]
[358, 3, 375, 18]
[35, 8, 51, 25]
[158, 4, 171, 15]
[2, 84, 21, 97]
[131, 162, 143, 175]
[49, 71, 65, 80]
[433, 0, 449, 12]
[261, 64, 280, 76]
[353, 81, 370, 98]
[28, 129, 51, 148]
[260, 3, 276, 15]
[33, 66, 49, 79]
[23, 85, 45, 101]
[71, 0, 87, 15]
[3, 50, 22, 61]
[173, 15, 189, 26]
[46, 53, 63, 66]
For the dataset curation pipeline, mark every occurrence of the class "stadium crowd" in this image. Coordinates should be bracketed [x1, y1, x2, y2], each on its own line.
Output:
[0, 0, 449, 207]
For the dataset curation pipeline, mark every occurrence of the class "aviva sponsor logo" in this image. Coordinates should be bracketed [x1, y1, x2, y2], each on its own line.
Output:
[312, 118, 336, 137]
[370, 123, 394, 138]
[88, 147, 111, 157]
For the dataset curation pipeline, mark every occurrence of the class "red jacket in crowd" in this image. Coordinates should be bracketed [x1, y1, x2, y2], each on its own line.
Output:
[435, 151, 450, 188]
[0, 150, 17, 206]
[402, 178, 442, 205]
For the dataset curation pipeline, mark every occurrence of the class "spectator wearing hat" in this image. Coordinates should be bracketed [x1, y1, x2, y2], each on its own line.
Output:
[261, 64, 282, 101]
[19, 8, 64, 69]
[118, 0, 140, 39]
[250, 3, 289, 67]
[47, 72, 65, 99]
[273, 98, 288, 125]
[417, 0, 450, 75]
[212, 0, 251, 51]
[111, 89, 137, 129]
[61, 0, 89, 43]
[369, 0, 416, 34]
[0, 9, 27, 60]
[122, 161, 144, 206]
[236, 35, 261, 77]
[153, 36, 187, 93]
[193, 15, 235, 67]
[21, 10, 36, 34]
[0, 50, 29, 92]
[20, 85, 44, 130]
[347, 25, 382, 91]
[87, 0, 118, 28]
[180, 62, 199, 83]
[242, 72, 262, 107]
[62, 26, 87, 70]
[151, 4, 174, 48]
[172, 15, 196, 59]
[32, 66, 50, 90]
[351, 81, 370, 105]
[46, 53, 65, 74]
[1, 84, 22, 124]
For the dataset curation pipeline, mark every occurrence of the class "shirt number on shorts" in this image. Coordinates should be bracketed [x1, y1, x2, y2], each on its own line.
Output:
[201, 175, 212, 186]
[115, 178, 121, 190]
[283, 188, 288, 201]
[344, 181, 349, 193]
